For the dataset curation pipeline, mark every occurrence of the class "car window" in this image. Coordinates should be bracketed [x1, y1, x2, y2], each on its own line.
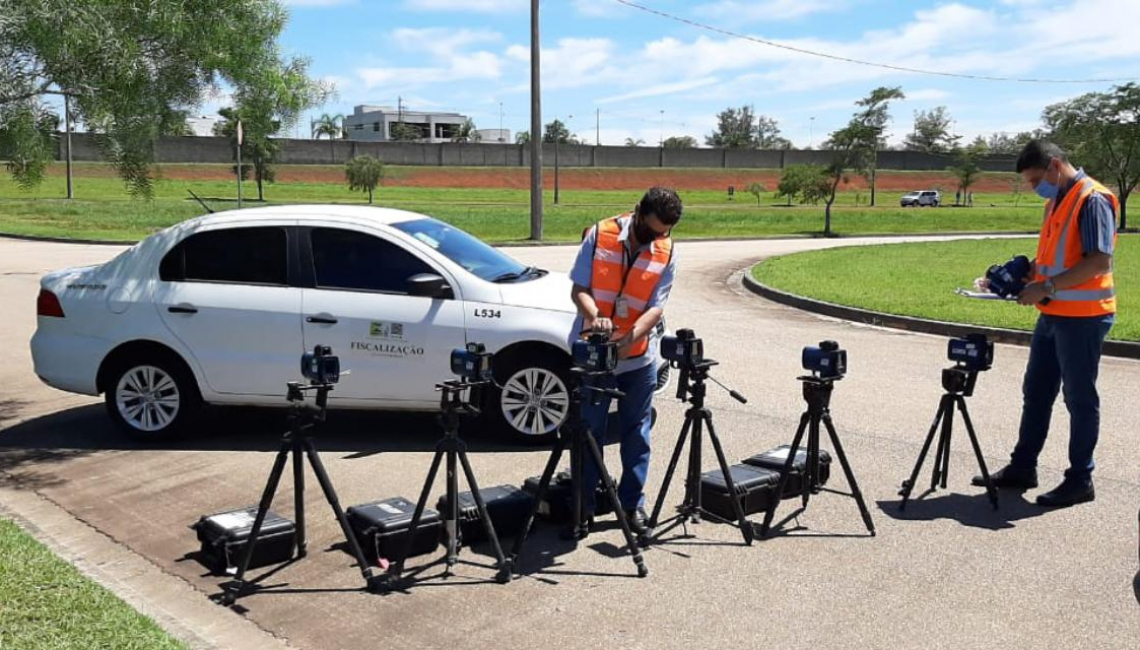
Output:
[310, 227, 435, 293]
[160, 227, 288, 285]
[392, 217, 528, 282]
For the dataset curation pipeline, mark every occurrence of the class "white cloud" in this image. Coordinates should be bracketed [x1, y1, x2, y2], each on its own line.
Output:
[283, 0, 354, 6]
[506, 38, 618, 90]
[390, 28, 502, 59]
[696, 0, 839, 22]
[902, 89, 951, 102]
[403, 0, 525, 12]
[573, 0, 627, 18]
[597, 77, 720, 104]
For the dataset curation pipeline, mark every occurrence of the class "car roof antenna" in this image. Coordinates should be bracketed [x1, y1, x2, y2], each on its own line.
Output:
[187, 189, 215, 214]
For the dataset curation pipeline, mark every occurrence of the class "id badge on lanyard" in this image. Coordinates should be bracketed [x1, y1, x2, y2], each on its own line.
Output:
[615, 297, 630, 319]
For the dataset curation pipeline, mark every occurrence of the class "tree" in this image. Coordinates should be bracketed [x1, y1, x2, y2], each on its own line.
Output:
[1044, 83, 1140, 230]
[210, 56, 326, 202]
[706, 105, 757, 148]
[0, 0, 330, 197]
[903, 106, 959, 153]
[214, 107, 277, 202]
[986, 131, 1038, 155]
[756, 115, 792, 149]
[312, 113, 342, 140]
[543, 119, 574, 144]
[345, 154, 385, 204]
[452, 117, 481, 143]
[1008, 174, 1025, 207]
[662, 135, 697, 149]
[0, 102, 57, 189]
[389, 122, 421, 141]
[821, 87, 905, 235]
[624, 137, 645, 147]
[776, 164, 831, 206]
[746, 182, 767, 206]
[948, 143, 985, 206]
[514, 130, 530, 144]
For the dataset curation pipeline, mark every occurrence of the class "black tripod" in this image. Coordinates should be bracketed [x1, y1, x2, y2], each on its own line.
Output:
[388, 379, 512, 585]
[511, 368, 649, 577]
[648, 358, 753, 545]
[898, 367, 999, 510]
[759, 376, 875, 538]
[222, 381, 378, 605]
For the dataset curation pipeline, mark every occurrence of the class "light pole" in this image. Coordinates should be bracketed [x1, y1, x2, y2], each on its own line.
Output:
[659, 109, 664, 147]
[64, 95, 73, 200]
[528, 0, 543, 240]
[809, 116, 815, 150]
[499, 101, 504, 142]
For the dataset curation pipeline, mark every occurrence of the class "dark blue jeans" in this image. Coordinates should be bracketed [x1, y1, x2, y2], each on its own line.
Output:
[580, 362, 656, 513]
[1011, 313, 1114, 483]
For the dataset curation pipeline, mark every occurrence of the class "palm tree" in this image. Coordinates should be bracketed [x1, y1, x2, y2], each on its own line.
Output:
[312, 113, 343, 163]
[624, 137, 645, 147]
[452, 118, 481, 143]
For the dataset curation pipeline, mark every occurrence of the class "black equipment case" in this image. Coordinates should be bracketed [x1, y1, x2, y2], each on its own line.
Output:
[699, 464, 781, 520]
[743, 445, 832, 498]
[520, 470, 613, 523]
[192, 507, 296, 575]
[436, 485, 534, 543]
[346, 497, 442, 563]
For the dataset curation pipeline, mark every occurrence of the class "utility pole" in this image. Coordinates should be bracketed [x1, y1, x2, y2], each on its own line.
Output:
[499, 101, 504, 142]
[554, 120, 560, 206]
[236, 120, 244, 209]
[64, 95, 73, 200]
[529, 0, 543, 240]
[809, 116, 815, 150]
[659, 109, 664, 147]
[596, 108, 600, 146]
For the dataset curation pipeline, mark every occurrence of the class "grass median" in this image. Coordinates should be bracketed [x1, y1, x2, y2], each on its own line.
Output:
[0, 518, 187, 650]
[751, 236, 1138, 342]
[0, 167, 1056, 243]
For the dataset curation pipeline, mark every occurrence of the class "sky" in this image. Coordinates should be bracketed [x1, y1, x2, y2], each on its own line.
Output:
[262, 0, 1140, 147]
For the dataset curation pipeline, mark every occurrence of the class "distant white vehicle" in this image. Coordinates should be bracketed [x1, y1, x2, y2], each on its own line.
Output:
[900, 190, 941, 207]
[30, 205, 670, 443]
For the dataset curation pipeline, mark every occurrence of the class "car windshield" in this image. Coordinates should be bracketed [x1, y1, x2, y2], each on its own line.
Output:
[905, 192, 921, 197]
[392, 218, 535, 282]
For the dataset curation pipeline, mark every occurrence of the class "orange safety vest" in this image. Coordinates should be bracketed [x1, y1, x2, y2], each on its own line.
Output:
[590, 214, 674, 359]
[1033, 176, 1118, 317]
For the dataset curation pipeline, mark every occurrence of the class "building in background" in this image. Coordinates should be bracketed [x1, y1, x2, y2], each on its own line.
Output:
[343, 105, 469, 143]
[474, 128, 511, 143]
[186, 115, 220, 137]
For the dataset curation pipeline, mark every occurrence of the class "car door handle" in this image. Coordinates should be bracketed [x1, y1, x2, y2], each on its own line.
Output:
[167, 304, 198, 314]
[306, 314, 338, 325]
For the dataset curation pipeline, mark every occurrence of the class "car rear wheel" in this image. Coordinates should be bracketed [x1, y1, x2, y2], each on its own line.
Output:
[105, 356, 200, 440]
[486, 353, 570, 445]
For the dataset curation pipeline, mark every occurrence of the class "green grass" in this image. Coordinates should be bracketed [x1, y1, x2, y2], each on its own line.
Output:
[0, 518, 187, 650]
[751, 237, 1139, 342]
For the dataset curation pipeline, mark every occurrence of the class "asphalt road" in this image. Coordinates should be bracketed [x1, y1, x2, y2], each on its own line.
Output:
[1, 235, 1138, 650]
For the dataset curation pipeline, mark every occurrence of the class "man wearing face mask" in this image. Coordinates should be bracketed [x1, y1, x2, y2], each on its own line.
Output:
[972, 140, 1118, 507]
[567, 186, 681, 537]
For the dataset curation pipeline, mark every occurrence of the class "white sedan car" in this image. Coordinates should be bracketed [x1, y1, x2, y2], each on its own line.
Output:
[31, 205, 669, 443]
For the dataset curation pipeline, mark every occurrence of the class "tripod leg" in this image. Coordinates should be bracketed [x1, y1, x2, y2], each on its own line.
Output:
[703, 412, 753, 545]
[822, 415, 875, 536]
[648, 413, 693, 529]
[939, 404, 954, 489]
[223, 446, 290, 604]
[899, 397, 948, 510]
[510, 436, 566, 561]
[760, 412, 809, 538]
[301, 441, 377, 588]
[391, 448, 445, 579]
[456, 447, 512, 583]
[446, 447, 460, 568]
[957, 398, 999, 510]
[803, 416, 819, 508]
[688, 412, 703, 523]
[931, 402, 953, 490]
[293, 439, 307, 557]
[582, 428, 649, 577]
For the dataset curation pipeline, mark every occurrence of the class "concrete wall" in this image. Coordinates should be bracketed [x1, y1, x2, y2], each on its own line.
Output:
[57, 133, 1020, 172]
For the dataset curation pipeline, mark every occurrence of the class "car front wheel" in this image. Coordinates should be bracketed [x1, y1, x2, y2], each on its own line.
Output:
[105, 356, 200, 440]
[486, 353, 570, 445]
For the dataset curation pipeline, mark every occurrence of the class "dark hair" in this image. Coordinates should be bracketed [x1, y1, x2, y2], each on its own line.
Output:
[1016, 140, 1066, 173]
[636, 186, 683, 225]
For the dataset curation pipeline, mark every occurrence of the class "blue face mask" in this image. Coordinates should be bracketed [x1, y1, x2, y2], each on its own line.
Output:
[1035, 178, 1058, 200]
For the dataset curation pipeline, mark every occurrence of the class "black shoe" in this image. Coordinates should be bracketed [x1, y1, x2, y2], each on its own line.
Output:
[626, 507, 649, 536]
[559, 517, 593, 541]
[1036, 479, 1095, 508]
[972, 465, 1037, 489]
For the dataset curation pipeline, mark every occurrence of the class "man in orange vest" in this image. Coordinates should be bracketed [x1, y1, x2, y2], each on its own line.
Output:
[973, 141, 1117, 507]
[568, 186, 681, 537]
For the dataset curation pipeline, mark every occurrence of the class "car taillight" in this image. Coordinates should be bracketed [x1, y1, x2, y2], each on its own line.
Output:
[37, 289, 65, 318]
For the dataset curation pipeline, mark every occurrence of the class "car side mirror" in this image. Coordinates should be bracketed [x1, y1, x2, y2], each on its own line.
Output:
[406, 273, 453, 299]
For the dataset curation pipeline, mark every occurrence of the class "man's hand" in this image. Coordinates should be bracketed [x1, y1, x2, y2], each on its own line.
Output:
[613, 331, 635, 359]
[584, 315, 614, 337]
[1017, 281, 1050, 306]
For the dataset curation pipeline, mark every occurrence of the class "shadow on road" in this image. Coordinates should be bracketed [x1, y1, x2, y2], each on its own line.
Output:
[1133, 571, 1140, 606]
[876, 490, 1049, 530]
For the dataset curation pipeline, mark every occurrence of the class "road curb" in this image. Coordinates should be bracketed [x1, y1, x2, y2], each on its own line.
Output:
[742, 271, 1140, 360]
